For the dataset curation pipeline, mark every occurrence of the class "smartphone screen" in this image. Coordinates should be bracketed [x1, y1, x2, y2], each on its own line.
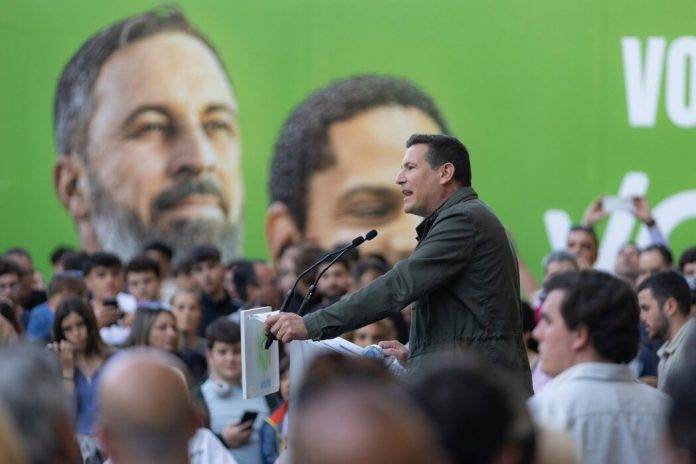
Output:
[602, 196, 622, 213]
[238, 410, 258, 426]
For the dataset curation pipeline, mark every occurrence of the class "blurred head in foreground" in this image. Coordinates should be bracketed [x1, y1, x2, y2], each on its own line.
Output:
[96, 349, 197, 464]
[292, 353, 447, 464]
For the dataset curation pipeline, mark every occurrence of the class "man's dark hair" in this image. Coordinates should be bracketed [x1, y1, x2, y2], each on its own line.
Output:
[0, 259, 24, 278]
[143, 242, 174, 261]
[47, 272, 87, 299]
[641, 244, 674, 266]
[408, 356, 535, 464]
[406, 134, 471, 186]
[60, 251, 91, 274]
[55, 5, 229, 157]
[678, 246, 696, 272]
[172, 256, 193, 276]
[231, 260, 258, 302]
[269, 75, 450, 232]
[3, 247, 32, 265]
[205, 317, 241, 348]
[124, 255, 161, 279]
[637, 271, 691, 317]
[543, 270, 640, 363]
[188, 245, 221, 267]
[82, 252, 122, 276]
[568, 224, 598, 249]
[50, 246, 74, 266]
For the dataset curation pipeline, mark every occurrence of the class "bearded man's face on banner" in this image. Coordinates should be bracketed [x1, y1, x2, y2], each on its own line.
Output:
[56, 32, 243, 260]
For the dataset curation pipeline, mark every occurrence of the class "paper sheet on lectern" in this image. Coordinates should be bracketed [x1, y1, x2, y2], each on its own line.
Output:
[240, 307, 279, 399]
[288, 337, 364, 402]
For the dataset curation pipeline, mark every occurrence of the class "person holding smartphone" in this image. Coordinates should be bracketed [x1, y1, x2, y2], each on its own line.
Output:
[83, 252, 124, 330]
[193, 317, 280, 463]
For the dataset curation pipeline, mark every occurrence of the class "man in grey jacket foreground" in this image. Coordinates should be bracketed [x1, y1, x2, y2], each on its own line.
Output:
[266, 134, 532, 394]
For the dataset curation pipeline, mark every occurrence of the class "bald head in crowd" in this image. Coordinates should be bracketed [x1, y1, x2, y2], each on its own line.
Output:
[97, 350, 197, 464]
[292, 384, 445, 464]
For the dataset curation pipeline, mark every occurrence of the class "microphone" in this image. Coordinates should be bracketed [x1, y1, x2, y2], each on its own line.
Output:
[264, 232, 372, 349]
[295, 230, 378, 316]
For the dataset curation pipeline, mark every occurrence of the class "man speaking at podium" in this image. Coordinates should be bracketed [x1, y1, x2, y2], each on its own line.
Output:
[265, 134, 532, 393]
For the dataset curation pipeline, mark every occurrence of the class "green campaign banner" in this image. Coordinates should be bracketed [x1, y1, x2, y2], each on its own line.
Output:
[1, 0, 694, 278]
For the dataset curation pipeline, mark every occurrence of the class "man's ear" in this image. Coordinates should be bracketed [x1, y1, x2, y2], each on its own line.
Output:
[266, 202, 302, 262]
[663, 297, 679, 318]
[54, 155, 90, 221]
[571, 325, 591, 352]
[439, 162, 456, 185]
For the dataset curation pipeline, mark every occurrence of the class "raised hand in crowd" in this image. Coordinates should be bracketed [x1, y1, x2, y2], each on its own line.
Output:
[582, 195, 657, 227]
[93, 301, 122, 328]
[49, 339, 76, 388]
[633, 196, 657, 226]
[581, 196, 610, 227]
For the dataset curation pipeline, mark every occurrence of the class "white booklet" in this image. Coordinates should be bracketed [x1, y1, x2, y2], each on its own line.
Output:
[240, 307, 280, 399]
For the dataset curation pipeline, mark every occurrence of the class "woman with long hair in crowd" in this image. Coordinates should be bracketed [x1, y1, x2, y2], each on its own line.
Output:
[126, 307, 207, 385]
[51, 295, 109, 436]
[171, 289, 207, 356]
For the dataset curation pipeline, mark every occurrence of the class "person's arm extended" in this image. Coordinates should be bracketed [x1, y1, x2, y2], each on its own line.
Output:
[303, 209, 475, 340]
[518, 258, 539, 303]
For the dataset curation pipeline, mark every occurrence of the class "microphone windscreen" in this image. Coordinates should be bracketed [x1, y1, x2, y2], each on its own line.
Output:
[352, 236, 366, 246]
[365, 229, 378, 241]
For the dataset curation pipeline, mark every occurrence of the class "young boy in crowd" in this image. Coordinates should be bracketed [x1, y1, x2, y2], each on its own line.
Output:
[83, 252, 126, 345]
[124, 255, 162, 303]
[194, 317, 280, 464]
[188, 246, 240, 334]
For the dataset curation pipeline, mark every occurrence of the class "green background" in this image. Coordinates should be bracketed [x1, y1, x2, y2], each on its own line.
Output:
[1, 0, 694, 277]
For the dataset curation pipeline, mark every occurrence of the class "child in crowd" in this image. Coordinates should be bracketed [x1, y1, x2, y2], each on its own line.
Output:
[194, 317, 281, 464]
[124, 255, 162, 303]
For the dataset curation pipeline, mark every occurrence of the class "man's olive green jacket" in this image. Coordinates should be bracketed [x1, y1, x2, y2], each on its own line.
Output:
[304, 186, 533, 394]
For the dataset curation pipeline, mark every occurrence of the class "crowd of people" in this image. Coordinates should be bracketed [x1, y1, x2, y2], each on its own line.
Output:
[1, 4, 692, 463]
[0, 201, 695, 464]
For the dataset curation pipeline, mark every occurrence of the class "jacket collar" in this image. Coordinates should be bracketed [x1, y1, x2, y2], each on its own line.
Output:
[552, 362, 636, 385]
[658, 317, 695, 357]
[416, 186, 478, 241]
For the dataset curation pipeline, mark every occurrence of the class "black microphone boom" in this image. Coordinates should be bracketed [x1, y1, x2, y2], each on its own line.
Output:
[295, 230, 378, 316]
[264, 232, 372, 349]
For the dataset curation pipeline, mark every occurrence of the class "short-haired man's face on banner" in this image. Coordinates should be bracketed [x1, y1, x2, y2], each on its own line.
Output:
[304, 106, 440, 262]
[266, 75, 447, 265]
[56, 29, 243, 261]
